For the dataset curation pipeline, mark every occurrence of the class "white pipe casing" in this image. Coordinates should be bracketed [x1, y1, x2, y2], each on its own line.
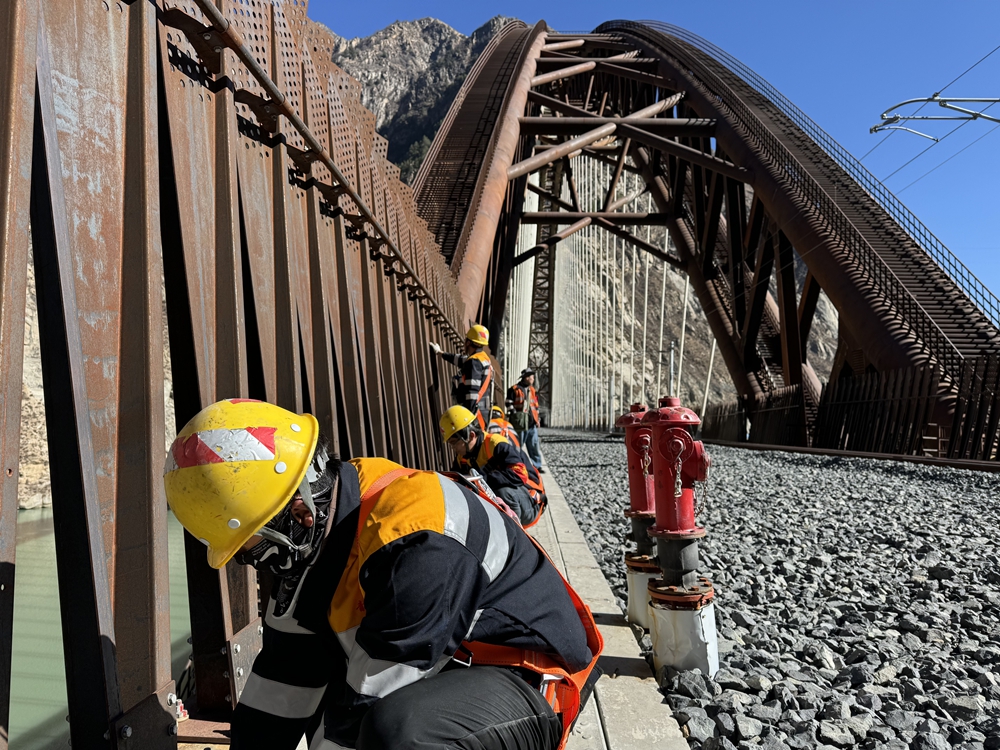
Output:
[626, 567, 657, 630]
[649, 601, 720, 677]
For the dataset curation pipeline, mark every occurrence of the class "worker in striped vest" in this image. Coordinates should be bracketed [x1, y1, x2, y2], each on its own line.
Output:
[164, 399, 602, 750]
[429, 324, 494, 430]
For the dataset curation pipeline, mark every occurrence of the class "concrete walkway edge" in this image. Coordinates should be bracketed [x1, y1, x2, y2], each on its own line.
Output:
[530, 468, 689, 750]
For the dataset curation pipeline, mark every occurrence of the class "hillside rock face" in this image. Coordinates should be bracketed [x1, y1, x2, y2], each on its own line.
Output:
[332, 16, 515, 182]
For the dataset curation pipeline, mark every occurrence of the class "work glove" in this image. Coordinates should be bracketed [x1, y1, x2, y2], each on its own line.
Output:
[429, 342, 442, 355]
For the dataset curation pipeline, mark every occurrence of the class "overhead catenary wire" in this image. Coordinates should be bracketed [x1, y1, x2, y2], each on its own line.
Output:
[897, 115, 1000, 193]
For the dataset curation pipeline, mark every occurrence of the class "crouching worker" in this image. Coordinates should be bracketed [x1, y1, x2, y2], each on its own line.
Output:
[441, 404, 540, 527]
[489, 406, 547, 527]
[164, 399, 602, 750]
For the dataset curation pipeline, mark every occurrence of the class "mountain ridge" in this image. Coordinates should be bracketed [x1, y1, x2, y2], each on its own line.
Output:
[331, 15, 519, 182]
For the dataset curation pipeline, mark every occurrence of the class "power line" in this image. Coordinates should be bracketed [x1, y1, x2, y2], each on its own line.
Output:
[937, 41, 1000, 93]
[883, 100, 997, 181]
[897, 122, 1000, 194]
[872, 41, 1000, 169]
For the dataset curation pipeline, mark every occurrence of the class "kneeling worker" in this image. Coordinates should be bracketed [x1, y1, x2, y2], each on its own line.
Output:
[489, 406, 547, 525]
[164, 398, 601, 750]
[441, 404, 541, 527]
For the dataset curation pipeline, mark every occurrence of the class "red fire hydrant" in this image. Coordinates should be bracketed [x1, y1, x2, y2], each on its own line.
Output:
[616, 404, 659, 628]
[640, 396, 718, 674]
[617, 403, 655, 521]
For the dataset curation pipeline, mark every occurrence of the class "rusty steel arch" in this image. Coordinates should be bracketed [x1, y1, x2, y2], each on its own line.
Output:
[417, 21, 1000, 429]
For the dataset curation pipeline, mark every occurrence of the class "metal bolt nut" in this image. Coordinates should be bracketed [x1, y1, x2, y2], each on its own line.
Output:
[220, 646, 227, 655]
[233, 644, 241, 653]
[120, 725, 133, 739]
[202, 32, 212, 40]
[166, 692, 177, 706]
[237, 667, 244, 677]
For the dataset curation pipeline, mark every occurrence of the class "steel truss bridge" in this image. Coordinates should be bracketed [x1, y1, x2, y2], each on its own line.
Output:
[1, 1, 998, 746]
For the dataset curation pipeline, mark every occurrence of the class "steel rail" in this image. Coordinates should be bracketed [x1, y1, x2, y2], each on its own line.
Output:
[186, 0, 461, 338]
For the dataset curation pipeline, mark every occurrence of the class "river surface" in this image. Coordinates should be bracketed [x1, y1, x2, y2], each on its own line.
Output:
[9, 508, 192, 750]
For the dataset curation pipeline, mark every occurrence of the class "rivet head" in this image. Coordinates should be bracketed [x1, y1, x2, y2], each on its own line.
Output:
[120, 725, 132, 739]
[274, 461, 287, 474]
[234, 644, 241, 653]
[237, 667, 244, 677]
[166, 692, 177, 706]
[228, 518, 241, 529]
[199, 538, 210, 546]
[290, 423, 301, 432]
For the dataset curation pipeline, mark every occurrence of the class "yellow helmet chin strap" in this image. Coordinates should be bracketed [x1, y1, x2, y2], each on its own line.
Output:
[256, 442, 329, 553]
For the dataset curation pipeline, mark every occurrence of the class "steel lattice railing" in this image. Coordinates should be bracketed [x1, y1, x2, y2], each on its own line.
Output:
[618, 20, 1000, 332]
[596, 20, 1000, 384]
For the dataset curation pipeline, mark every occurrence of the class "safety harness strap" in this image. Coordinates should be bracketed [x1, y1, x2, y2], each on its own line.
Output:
[459, 496, 604, 750]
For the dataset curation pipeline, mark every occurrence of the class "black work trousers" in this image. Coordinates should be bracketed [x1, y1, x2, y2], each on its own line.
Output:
[357, 666, 562, 750]
[495, 485, 539, 527]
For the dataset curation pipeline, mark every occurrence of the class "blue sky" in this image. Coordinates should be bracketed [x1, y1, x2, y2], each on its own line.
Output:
[309, 0, 1000, 297]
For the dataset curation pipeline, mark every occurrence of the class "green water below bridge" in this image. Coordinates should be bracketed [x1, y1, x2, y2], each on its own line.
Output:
[9, 510, 192, 750]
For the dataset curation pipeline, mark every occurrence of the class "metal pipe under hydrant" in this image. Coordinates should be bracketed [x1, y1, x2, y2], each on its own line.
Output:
[616, 404, 658, 630]
[642, 397, 719, 676]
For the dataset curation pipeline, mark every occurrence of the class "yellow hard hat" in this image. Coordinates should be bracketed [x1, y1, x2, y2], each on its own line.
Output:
[440, 405, 477, 442]
[491, 405, 505, 420]
[163, 398, 319, 569]
[466, 325, 489, 346]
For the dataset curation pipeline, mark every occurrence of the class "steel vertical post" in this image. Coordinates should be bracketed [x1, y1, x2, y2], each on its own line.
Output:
[0, 0, 35, 741]
[114, 0, 174, 719]
[33, 24, 122, 741]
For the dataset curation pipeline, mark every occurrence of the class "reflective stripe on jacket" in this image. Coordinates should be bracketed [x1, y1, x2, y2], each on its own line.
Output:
[232, 459, 592, 749]
[442, 350, 493, 428]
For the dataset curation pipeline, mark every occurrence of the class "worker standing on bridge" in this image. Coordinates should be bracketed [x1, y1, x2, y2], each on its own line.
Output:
[430, 324, 494, 429]
[508, 368, 544, 472]
[441, 404, 541, 526]
[164, 399, 601, 750]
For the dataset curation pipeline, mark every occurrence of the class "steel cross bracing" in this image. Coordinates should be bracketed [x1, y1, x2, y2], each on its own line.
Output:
[0, 0, 469, 746]
[420, 22, 1000, 443]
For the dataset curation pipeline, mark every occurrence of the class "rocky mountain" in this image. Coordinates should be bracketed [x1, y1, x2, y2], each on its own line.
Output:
[332, 16, 516, 182]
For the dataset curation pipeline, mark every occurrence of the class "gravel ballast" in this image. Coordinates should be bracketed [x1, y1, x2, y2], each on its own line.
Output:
[541, 429, 1000, 750]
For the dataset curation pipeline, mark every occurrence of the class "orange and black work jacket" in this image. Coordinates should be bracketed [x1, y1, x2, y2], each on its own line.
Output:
[453, 432, 530, 492]
[487, 417, 521, 448]
[508, 382, 540, 428]
[442, 350, 493, 428]
[231, 458, 596, 749]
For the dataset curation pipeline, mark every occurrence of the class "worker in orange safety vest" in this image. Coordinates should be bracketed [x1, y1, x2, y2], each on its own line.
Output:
[508, 368, 544, 471]
[488, 406, 547, 527]
[164, 398, 602, 750]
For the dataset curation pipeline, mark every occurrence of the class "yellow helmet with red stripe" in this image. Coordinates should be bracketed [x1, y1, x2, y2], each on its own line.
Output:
[466, 324, 489, 346]
[163, 399, 319, 569]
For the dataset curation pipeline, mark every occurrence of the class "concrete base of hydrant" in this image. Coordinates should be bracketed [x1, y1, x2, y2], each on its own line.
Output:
[649, 601, 719, 677]
[626, 567, 657, 630]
